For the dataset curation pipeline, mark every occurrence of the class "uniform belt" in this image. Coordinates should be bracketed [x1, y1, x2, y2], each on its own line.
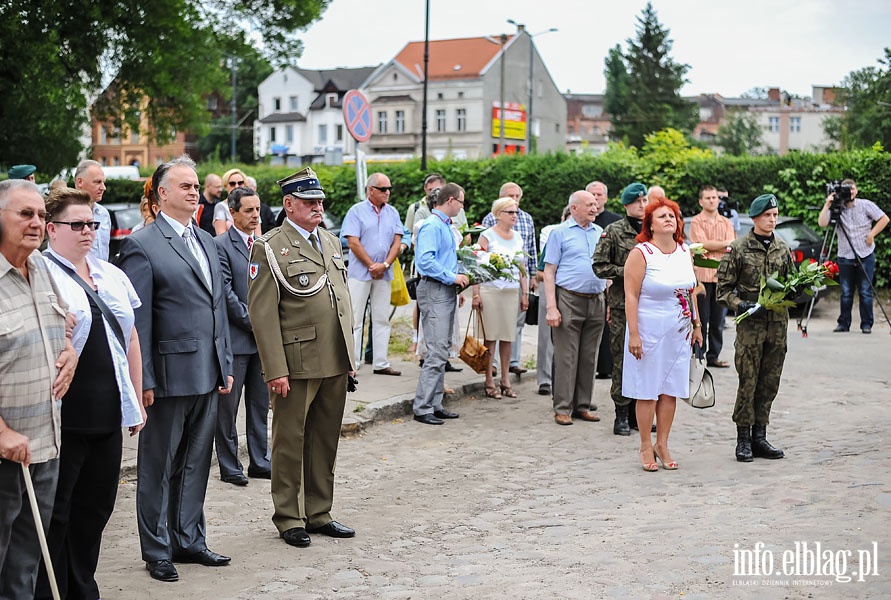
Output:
[558, 286, 603, 299]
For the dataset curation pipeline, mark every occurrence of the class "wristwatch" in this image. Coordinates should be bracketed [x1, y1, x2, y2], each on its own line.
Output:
[383, 261, 391, 269]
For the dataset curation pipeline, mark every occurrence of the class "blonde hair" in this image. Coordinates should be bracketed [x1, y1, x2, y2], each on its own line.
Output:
[222, 168, 246, 188]
[492, 197, 517, 216]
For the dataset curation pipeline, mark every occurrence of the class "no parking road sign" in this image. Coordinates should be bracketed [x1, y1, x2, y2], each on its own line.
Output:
[343, 89, 372, 143]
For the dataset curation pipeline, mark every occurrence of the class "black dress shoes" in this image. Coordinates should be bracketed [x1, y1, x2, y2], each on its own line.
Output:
[537, 383, 551, 396]
[146, 559, 179, 582]
[247, 468, 271, 479]
[508, 365, 528, 375]
[433, 409, 459, 419]
[172, 548, 231, 566]
[307, 521, 356, 538]
[281, 527, 312, 547]
[414, 413, 444, 425]
[444, 361, 463, 372]
[221, 473, 248, 486]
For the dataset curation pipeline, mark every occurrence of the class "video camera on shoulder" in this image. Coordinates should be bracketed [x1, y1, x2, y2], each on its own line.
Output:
[718, 195, 738, 220]
[826, 180, 853, 215]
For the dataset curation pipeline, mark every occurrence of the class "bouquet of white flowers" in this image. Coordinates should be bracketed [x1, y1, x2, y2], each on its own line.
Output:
[456, 245, 526, 286]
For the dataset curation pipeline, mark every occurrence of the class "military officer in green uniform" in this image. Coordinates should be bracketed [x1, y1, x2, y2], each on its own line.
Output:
[247, 167, 356, 548]
[593, 182, 648, 436]
[716, 193, 794, 462]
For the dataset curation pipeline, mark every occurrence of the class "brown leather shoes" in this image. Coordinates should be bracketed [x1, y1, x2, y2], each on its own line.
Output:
[554, 414, 573, 426]
[571, 411, 601, 422]
[373, 367, 402, 376]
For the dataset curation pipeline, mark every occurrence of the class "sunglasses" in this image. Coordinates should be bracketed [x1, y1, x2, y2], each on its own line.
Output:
[371, 185, 393, 193]
[52, 220, 101, 231]
[228, 180, 246, 187]
[3, 207, 47, 221]
[502, 210, 519, 215]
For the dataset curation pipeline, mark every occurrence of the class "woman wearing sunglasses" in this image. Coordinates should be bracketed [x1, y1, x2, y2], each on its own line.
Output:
[213, 168, 247, 234]
[36, 187, 145, 600]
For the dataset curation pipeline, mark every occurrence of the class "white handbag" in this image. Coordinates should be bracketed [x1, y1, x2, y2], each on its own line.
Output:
[683, 342, 716, 409]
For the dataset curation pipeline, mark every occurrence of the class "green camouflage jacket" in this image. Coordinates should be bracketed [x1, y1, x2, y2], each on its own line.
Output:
[716, 229, 795, 321]
[592, 217, 639, 309]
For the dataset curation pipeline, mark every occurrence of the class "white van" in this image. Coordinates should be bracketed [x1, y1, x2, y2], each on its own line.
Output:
[101, 165, 141, 181]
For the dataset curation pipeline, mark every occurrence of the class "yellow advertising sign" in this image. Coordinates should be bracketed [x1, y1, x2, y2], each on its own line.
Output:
[491, 102, 527, 140]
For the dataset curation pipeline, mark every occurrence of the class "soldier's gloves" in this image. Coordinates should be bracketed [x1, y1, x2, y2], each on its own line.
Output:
[347, 374, 358, 393]
[736, 301, 764, 318]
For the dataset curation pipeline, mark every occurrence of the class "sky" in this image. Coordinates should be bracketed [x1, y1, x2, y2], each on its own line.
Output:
[293, 0, 890, 98]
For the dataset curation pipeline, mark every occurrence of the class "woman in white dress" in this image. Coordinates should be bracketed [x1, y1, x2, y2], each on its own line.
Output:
[623, 197, 702, 471]
[471, 197, 528, 398]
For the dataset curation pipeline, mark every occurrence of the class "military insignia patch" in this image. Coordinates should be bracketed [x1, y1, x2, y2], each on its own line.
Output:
[249, 263, 259, 279]
[298, 274, 310, 287]
[280, 248, 290, 256]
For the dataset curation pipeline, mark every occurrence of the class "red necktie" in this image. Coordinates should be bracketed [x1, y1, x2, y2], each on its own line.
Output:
[247, 236, 253, 251]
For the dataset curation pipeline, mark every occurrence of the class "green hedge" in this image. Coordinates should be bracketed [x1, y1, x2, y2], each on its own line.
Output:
[94, 147, 891, 286]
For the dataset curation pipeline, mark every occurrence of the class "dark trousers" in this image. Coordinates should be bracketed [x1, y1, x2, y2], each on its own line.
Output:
[215, 352, 270, 478]
[36, 430, 122, 600]
[0, 459, 59, 600]
[551, 288, 604, 414]
[137, 392, 217, 562]
[837, 253, 875, 329]
[696, 282, 725, 362]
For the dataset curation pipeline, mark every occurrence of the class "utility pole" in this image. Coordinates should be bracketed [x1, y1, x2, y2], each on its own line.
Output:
[498, 33, 507, 156]
[508, 20, 557, 154]
[229, 56, 238, 163]
[421, 0, 430, 169]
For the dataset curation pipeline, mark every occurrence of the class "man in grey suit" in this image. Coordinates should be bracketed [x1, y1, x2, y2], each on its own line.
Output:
[117, 156, 234, 583]
[213, 187, 271, 485]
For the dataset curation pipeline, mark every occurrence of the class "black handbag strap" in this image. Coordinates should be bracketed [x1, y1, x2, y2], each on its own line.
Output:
[45, 253, 127, 350]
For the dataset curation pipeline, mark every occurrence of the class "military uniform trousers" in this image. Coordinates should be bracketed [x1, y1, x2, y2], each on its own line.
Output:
[270, 374, 347, 534]
[552, 288, 605, 415]
[608, 307, 635, 408]
[732, 318, 787, 426]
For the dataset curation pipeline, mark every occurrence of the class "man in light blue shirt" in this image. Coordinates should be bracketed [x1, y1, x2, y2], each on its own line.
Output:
[412, 183, 469, 425]
[74, 160, 111, 261]
[543, 190, 608, 426]
[341, 173, 404, 375]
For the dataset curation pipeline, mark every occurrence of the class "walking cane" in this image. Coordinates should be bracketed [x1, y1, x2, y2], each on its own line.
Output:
[20, 463, 61, 600]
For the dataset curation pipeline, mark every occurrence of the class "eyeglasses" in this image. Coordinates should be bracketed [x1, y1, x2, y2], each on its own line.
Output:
[1, 208, 47, 221]
[228, 180, 246, 187]
[451, 197, 465, 205]
[502, 210, 519, 215]
[371, 186, 393, 193]
[51, 220, 101, 231]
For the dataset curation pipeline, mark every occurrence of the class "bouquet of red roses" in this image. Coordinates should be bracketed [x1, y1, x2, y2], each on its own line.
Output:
[735, 260, 839, 324]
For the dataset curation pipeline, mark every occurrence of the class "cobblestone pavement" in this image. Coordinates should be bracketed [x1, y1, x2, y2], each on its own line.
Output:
[95, 310, 890, 599]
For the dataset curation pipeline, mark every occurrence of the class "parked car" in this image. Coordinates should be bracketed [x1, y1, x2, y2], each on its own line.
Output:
[105, 202, 144, 260]
[683, 215, 825, 307]
[269, 206, 346, 249]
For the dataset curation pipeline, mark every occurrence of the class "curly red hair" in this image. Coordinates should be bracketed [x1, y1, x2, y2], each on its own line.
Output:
[636, 197, 685, 245]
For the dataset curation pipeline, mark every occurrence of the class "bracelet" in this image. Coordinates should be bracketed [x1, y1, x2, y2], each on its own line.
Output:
[472, 294, 480, 298]
[692, 321, 701, 328]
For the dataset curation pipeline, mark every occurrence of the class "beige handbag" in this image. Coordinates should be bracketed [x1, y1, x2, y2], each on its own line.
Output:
[683, 342, 716, 409]
[459, 308, 490, 374]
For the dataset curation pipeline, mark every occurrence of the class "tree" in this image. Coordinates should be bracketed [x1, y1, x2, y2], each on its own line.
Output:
[0, 0, 328, 174]
[603, 45, 631, 143]
[603, 2, 698, 148]
[715, 111, 763, 156]
[829, 48, 891, 150]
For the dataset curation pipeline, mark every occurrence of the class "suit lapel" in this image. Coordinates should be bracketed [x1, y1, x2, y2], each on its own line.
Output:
[156, 216, 213, 295]
[229, 226, 249, 261]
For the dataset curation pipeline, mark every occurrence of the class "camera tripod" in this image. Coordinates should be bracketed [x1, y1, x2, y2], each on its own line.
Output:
[798, 210, 889, 336]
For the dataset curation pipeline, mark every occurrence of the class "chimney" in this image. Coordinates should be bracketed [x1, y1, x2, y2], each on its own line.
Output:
[768, 87, 781, 102]
[517, 24, 526, 32]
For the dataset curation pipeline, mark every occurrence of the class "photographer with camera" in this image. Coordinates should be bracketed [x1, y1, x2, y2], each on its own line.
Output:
[817, 179, 889, 334]
[717, 187, 740, 233]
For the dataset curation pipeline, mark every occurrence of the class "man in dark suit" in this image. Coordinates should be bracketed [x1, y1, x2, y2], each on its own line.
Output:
[248, 167, 356, 549]
[117, 156, 234, 583]
[214, 187, 271, 485]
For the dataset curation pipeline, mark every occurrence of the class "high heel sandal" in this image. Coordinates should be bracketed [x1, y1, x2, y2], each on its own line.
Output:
[499, 384, 517, 398]
[484, 385, 502, 399]
[639, 447, 658, 472]
[654, 447, 679, 470]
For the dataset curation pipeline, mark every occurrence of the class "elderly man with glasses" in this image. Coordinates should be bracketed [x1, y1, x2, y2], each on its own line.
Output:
[341, 173, 404, 376]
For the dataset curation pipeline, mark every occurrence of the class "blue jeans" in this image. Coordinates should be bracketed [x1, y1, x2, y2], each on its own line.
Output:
[837, 253, 875, 330]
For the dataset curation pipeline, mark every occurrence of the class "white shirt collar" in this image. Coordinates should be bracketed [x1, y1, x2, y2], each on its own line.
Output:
[285, 217, 318, 241]
[159, 211, 192, 237]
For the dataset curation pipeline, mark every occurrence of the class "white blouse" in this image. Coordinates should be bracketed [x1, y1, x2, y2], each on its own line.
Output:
[44, 248, 144, 428]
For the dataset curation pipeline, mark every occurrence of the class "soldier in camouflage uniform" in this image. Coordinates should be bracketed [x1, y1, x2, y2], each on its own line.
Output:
[716, 194, 794, 462]
[592, 182, 649, 436]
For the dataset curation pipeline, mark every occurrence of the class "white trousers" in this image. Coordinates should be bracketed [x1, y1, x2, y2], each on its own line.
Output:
[349, 278, 392, 370]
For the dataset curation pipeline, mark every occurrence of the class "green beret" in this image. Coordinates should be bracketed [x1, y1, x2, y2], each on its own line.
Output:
[621, 182, 647, 205]
[8, 164, 36, 179]
[748, 193, 778, 217]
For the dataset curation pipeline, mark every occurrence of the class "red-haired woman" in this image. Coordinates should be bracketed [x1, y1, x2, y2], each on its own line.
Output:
[622, 197, 702, 471]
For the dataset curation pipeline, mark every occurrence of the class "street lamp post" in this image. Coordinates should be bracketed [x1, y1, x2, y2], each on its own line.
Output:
[508, 20, 557, 154]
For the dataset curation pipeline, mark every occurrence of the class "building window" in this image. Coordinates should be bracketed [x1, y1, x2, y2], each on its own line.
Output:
[273, 97, 281, 111]
[286, 125, 294, 143]
[458, 91, 464, 99]
[100, 126, 108, 144]
[437, 93, 443, 100]
[435, 109, 446, 132]
[131, 130, 139, 144]
[395, 110, 405, 133]
[336, 124, 343, 143]
[318, 124, 328, 145]
[768, 116, 780, 133]
[377, 111, 387, 134]
[326, 93, 337, 108]
[568, 124, 575, 134]
[456, 108, 466, 132]
[790, 116, 801, 133]
[101, 156, 108, 166]
[270, 126, 276, 142]
[289, 95, 298, 111]
[113, 156, 120, 166]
